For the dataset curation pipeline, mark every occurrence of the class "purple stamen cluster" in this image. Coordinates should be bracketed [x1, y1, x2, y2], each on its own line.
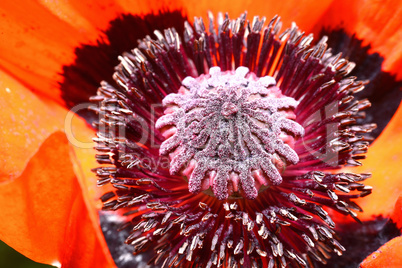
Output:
[91, 12, 375, 268]
[156, 66, 304, 199]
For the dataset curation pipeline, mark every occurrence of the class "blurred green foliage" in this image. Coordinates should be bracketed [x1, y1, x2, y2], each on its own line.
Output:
[0, 240, 54, 268]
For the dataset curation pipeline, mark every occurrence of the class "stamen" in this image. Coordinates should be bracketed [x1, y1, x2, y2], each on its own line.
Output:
[91, 12, 376, 268]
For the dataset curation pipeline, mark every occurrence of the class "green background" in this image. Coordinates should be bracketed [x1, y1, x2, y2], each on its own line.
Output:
[0, 240, 54, 268]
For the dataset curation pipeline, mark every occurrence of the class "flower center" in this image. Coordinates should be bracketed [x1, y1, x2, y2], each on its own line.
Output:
[156, 66, 304, 199]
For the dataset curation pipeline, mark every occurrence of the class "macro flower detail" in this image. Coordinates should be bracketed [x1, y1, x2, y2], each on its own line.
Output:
[156, 66, 304, 200]
[0, 0, 402, 267]
[90, 12, 379, 267]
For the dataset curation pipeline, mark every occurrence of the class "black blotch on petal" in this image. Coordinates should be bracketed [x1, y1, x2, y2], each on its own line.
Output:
[324, 217, 401, 268]
[60, 10, 188, 124]
[320, 29, 402, 140]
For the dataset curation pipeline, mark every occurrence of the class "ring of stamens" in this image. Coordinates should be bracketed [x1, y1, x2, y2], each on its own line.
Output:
[91, 11, 375, 268]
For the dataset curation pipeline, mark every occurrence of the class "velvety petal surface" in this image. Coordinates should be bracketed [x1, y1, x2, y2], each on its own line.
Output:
[0, 0, 168, 103]
[0, 131, 115, 268]
[392, 195, 402, 229]
[360, 236, 402, 268]
[350, 104, 402, 220]
[0, 70, 65, 182]
[315, 0, 402, 79]
[0, 1, 97, 102]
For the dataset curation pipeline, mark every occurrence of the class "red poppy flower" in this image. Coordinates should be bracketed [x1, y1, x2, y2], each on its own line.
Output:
[0, 0, 401, 267]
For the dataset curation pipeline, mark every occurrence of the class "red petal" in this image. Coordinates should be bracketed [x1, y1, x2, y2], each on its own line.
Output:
[0, 2, 95, 102]
[350, 103, 402, 220]
[0, 0, 181, 103]
[43, 0, 123, 31]
[0, 70, 65, 183]
[313, 0, 402, 79]
[0, 132, 115, 268]
[360, 236, 402, 268]
[392, 195, 402, 230]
